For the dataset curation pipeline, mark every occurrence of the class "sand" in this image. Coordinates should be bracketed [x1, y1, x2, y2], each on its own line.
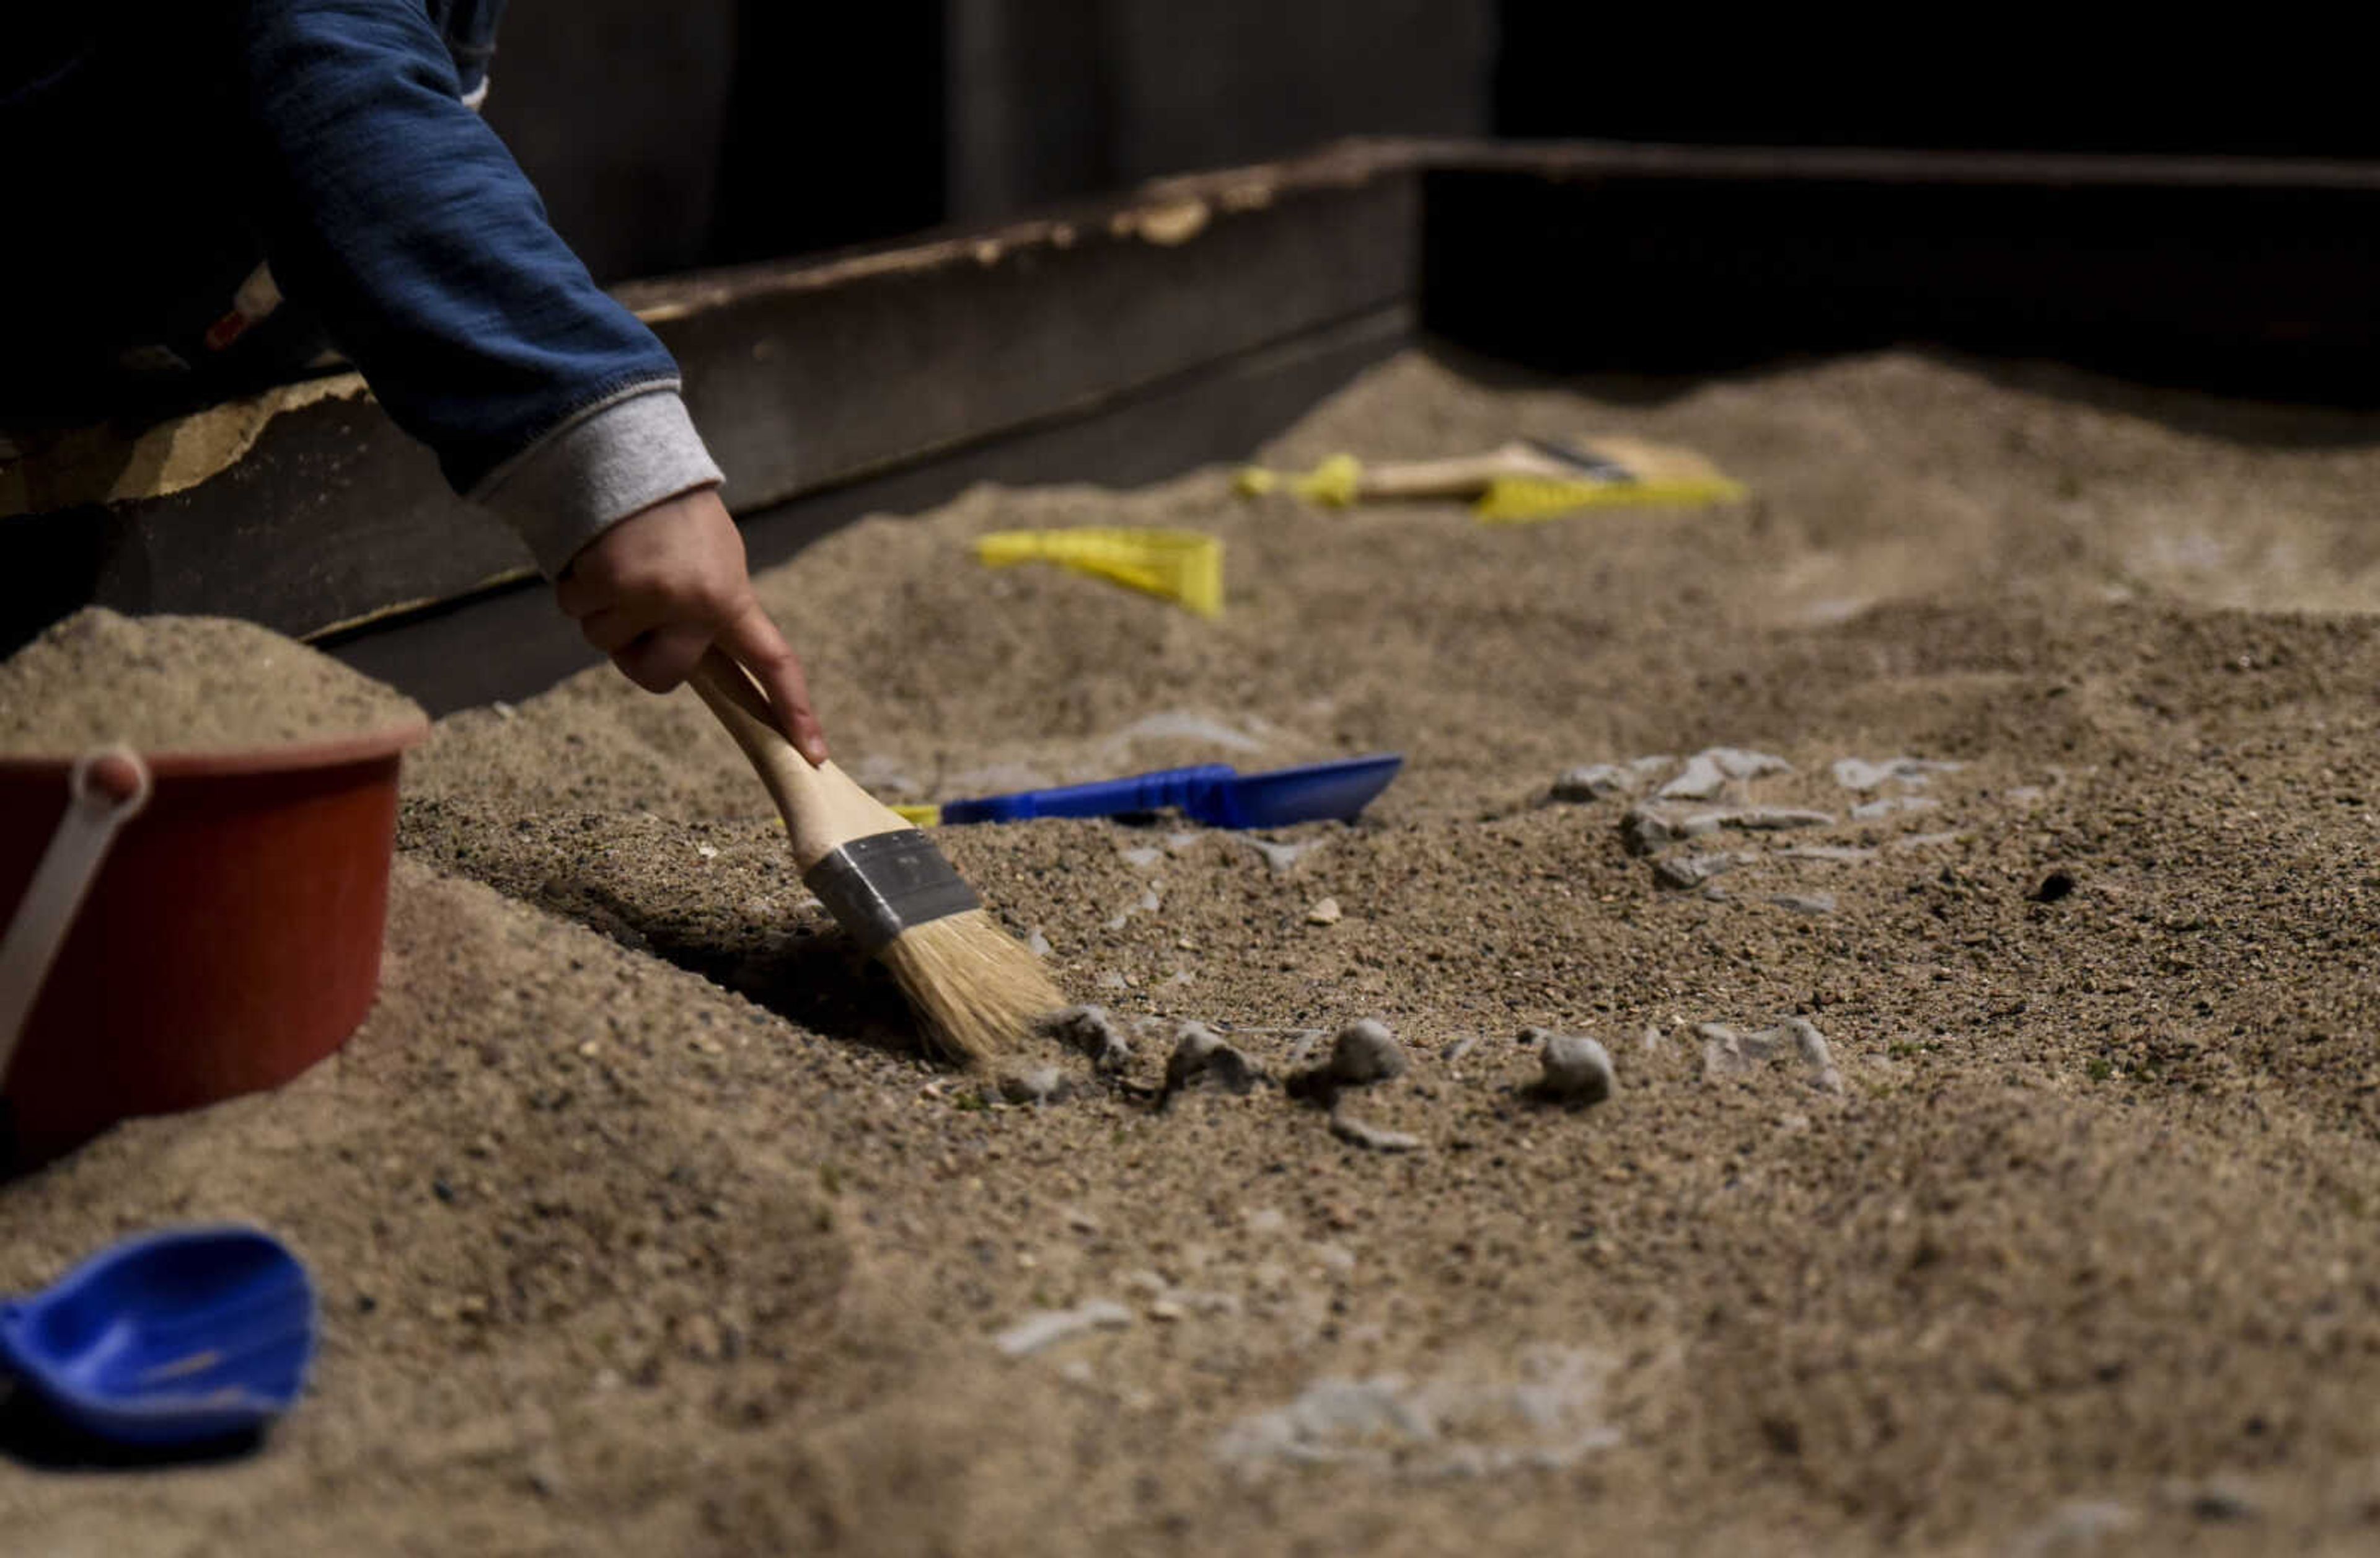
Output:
[0, 608, 426, 755]
[9, 349, 2380, 1554]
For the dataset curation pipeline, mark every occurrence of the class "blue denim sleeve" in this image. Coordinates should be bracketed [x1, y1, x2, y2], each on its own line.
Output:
[233, 0, 681, 495]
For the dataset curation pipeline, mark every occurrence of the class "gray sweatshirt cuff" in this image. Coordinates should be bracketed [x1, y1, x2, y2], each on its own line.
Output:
[470, 383, 725, 577]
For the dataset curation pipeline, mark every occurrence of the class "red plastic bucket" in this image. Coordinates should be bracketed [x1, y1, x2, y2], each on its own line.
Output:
[0, 720, 428, 1169]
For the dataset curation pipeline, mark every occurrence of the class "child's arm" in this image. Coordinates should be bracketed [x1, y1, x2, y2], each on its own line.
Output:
[229, 0, 821, 752]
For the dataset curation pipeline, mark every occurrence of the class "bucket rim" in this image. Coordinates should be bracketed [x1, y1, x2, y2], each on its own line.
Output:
[0, 718, 430, 780]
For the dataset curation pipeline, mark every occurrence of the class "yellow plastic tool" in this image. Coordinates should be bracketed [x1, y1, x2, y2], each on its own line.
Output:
[974, 528, 1223, 618]
[891, 803, 943, 827]
[1233, 453, 1362, 507]
[1236, 438, 1745, 524]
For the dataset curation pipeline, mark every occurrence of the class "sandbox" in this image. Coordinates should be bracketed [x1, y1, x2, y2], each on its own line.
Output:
[7, 149, 2380, 1556]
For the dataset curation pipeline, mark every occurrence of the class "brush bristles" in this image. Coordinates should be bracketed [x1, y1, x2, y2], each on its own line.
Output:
[876, 909, 1065, 1064]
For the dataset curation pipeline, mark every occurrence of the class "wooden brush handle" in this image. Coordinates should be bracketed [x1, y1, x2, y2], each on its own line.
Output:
[1359, 441, 1580, 500]
[688, 650, 907, 868]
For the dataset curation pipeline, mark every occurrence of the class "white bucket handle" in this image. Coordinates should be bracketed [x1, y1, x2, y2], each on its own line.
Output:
[0, 747, 153, 1084]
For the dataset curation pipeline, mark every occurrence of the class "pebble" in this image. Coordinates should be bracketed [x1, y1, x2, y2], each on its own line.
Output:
[1766, 892, 1838, 916]
[1120, 846, 1165, 869]
[1305, 896, 1344, 926]
[1245, 837, 1323, 872]
[1831, 756, 1963, 791]
[1328, 1110, 1424, 1153]
[1699, 1017, 1843, 1094]
[1712, 807, 1835, 831]
[1038, 1005, 1132, 1072]
[1165, 1022, 1264, 1095]
[1443, 1035, 1479, 1063]
[1326, 1018, 1408, 1084]
[992, 1299, 1134, 1357]
[1708, 746, 1794, 780]
[1776, 845, 1875, 864]
[1657, 752, 1729, 801]
[1851, 795, 1941, 820]
[1536, 1034, 1616, 1104]
[1653, 852, 1739, 890]
[1892, 831, 1963, 851]
[1619, 805, 1683, 856]
[990, 1065, 1071, 1105]
[1549, 763, 1639, 802]
[1025, 928, 1053, 958]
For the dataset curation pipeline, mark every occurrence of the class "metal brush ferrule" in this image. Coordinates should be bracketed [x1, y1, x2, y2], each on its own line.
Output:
[803, 831, 982, 954]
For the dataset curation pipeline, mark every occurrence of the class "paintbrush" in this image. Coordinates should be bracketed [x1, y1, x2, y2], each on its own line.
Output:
[687, 649, 1062, 1063]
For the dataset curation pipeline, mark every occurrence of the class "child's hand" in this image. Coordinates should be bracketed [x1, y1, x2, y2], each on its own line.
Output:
[554, 487, 829, 763]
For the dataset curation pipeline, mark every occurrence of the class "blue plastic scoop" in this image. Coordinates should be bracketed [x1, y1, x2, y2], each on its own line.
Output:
[936, 753, 1403, 828]
[0, 1226, 316, 1447]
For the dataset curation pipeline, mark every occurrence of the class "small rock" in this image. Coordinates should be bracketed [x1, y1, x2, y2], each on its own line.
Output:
[1766, 892, 1837, 916]
[1326, 1019, 1408, 1084]
[1246, 837, 1322, 872]
[1709, 747, 1794, 780]
[991, 1065, 1071, 1105]
[1619, 806, 1683, 856]
[1657, 752, 1729, 801]
[1699, 883, 1730, 902]
[1025, 927, 1053, 958]
[1536, 1034, 1616, 1104]
[1715, 807, 1835, 831]
[1550, 763, 1639, 802]
[1653, 852, 1739, 890]
[1328, 1110, 1425, 1152]
[1699, 1017, 1842, 1094]
[1892, 831, 1963, 851]
[992, 1299, 1134, 1357]
[1165, 1022, 1264, 1096]
[1851, 795, 1941, 820]
[1038, 1005, 1132, 1072]
[1443, 1035, 1479, 1063]
[1305, 896, 1344, 926]
[1121, 846, 1164, 869]
[1832, 756, 1963, 791]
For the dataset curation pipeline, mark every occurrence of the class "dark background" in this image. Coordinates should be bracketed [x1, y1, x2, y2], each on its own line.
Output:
[483, 1, 2362, 288]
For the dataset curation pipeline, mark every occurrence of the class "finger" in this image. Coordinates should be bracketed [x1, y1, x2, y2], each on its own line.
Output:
[578, 606, 654, 656]
[552, 564, 606, 620]
[717, 602, 829, 764]
[610, 624, 713, 694]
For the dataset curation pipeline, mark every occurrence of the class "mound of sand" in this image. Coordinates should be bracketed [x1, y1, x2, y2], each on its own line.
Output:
[0, 608, 425, 755]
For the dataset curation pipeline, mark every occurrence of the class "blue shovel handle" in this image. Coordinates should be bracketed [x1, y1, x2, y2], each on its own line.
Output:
[938, 765, 1235, 825]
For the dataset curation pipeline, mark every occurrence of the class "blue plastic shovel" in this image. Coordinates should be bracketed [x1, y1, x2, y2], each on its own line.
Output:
[936, 753, 1404, 828]
[0, 1226, 316, 1447]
